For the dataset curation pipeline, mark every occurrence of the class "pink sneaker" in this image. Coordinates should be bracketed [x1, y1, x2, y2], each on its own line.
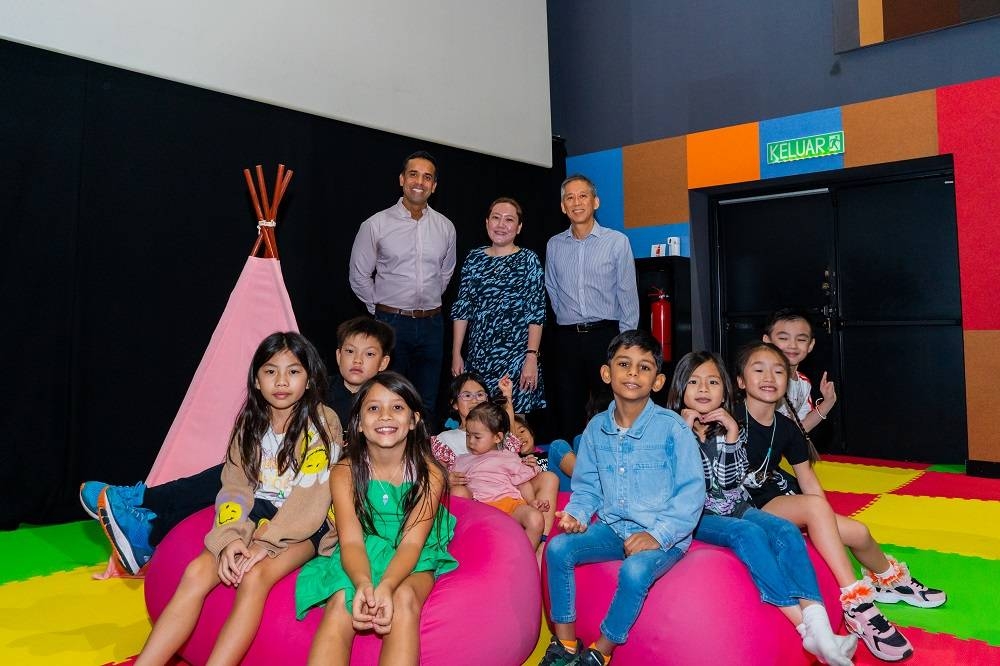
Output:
[841, 582, 913, 662]
[867, 557, 946, 609]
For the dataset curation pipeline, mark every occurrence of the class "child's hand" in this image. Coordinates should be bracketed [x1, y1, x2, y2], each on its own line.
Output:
[624, 531, 661, 556]
[351, 582, 377, 631]
[531, 498, 550, 513]
[679, 408, 700, 429]
[218, 540, 249, 586]
[555, 510, 586, 533]
[700, 408, 740, 441]
[819, 372, 837, 406]
[520, 454, 539, 467]
[448, 470, 468, 487]
[370, 583, 395, 635]
[498, 375, 514, 399]
[235, 543, 269, 583]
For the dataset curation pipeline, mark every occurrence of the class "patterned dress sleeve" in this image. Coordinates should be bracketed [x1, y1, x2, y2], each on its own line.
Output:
[501, 433, 523, 454]
[710, 428, 749, 490]
[431, 435, 457, 470]
[524, 250, 546, 326]
[450, 248, 479, 321]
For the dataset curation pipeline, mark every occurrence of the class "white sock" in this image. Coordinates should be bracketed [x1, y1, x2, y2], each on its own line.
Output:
[801, 604, 854, 666]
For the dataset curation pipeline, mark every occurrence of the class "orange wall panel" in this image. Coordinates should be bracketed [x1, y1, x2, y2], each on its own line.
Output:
[686, 122, 760, 189]
[964, 330, 1000, 463]
[858, 0, 885, 46]
[842, 90, 938, 167]
[623, 136, 688, 227]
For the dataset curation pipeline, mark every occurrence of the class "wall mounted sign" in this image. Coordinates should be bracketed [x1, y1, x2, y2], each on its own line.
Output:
[766, 131, 844, 164]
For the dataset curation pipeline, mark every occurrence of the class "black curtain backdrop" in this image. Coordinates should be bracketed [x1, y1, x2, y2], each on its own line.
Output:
[0, 39, 567, 527]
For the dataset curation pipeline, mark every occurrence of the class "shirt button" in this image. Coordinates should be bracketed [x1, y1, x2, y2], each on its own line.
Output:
[619, 467, 625, 474]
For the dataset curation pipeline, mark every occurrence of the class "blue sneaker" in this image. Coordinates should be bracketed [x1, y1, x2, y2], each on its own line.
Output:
[80, 481, 145, 520]
[79, 482, 107, 519]
[98, 487, 155, 574]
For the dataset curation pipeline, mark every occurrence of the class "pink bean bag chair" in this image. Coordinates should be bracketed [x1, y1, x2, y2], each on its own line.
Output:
[144, 497, 540, 665]
[542, 492, 844, 665]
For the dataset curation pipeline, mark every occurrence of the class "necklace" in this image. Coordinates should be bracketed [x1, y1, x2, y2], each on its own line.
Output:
[371, 460, 404, 506]
[743, 404, 777, 489]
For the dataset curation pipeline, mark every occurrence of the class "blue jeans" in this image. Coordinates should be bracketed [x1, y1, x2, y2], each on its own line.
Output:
[374, 312, 444, 423]
[694, 508, 822, 607]
[546, 521, 684, 644]
[547, 439, 573, 492]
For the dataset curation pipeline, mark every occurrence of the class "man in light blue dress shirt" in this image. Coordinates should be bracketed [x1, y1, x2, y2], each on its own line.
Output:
[545, 174, 639, 440]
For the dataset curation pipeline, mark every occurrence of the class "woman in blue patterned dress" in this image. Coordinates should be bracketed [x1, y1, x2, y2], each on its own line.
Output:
[451, 197, 546, 413]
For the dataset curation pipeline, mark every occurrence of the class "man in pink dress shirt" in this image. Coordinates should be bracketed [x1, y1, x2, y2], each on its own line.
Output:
[349, 151, 456, 422]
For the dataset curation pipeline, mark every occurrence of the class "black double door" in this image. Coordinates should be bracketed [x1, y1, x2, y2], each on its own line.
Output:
[712, 165, 967, 463]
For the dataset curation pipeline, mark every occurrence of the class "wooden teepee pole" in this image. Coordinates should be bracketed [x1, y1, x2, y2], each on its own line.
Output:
[243, 163, 293, 259]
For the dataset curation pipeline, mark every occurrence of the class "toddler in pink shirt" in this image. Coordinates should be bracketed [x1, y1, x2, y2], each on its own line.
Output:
[455, 402, 549, 552]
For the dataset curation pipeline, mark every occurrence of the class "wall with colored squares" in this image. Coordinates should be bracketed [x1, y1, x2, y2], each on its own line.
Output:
[567, 76, 1000, 469]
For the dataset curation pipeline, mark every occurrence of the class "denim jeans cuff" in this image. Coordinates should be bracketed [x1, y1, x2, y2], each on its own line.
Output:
[599, 620, 627, 646]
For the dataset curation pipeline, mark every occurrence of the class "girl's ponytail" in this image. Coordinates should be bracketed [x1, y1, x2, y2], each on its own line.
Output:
[783, 396, 821, 465]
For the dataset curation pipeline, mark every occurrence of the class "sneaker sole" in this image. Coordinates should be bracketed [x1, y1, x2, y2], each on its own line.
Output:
[98, 494, 142, 575]
[874, 590, 946, 608]
[79, 484, 100, 520]
[844, 617, 914, 662]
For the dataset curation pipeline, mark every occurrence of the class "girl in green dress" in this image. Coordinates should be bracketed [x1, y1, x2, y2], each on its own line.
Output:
[297, 371, 457, 665]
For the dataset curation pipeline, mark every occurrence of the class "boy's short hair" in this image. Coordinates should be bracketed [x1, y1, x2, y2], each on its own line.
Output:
[336, 316, 395, 356]
[606, 329, 663, 372]
[764, 308, 815, 339]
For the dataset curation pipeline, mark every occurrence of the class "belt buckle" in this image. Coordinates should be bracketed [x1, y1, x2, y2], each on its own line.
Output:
[575, 322, 589, 333]
[400, 308, 417, 318]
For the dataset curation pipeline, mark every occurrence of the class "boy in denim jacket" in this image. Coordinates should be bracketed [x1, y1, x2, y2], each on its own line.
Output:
[541, 330, 705, 666]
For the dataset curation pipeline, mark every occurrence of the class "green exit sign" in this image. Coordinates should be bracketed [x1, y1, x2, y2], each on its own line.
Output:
[766, 131, 844, 164]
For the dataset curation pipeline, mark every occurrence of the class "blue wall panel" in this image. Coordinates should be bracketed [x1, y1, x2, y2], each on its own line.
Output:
[758, 107, 844, 179]
[566, 149, 624, 230]
[624, 222, 690, 259]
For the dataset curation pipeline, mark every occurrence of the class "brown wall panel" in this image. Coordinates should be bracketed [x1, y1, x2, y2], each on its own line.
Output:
[842, 90, 938, 167]
[964, 330, 1000, 463]
[883, 0, 961, 40]
[623, 136, 688, 227]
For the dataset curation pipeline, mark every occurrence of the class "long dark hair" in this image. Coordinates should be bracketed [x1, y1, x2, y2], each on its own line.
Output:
[733, 342, 820, 464]
[665, 351, 734, 441]
[345, 371, 447, 543]
[229, 332, 333, 485]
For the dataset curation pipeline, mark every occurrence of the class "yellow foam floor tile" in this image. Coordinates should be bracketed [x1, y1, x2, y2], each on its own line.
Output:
[0, 565, 149, 665]
[853, 494, 1000, 560]
[778, 460, 923, 495]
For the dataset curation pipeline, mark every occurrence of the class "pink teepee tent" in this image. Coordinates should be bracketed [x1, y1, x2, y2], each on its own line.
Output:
[147, 164, 297, 485]
[96, 165, 297, 579]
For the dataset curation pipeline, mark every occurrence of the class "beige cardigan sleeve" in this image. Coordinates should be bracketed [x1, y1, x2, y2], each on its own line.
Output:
[203, 435, 257, 558]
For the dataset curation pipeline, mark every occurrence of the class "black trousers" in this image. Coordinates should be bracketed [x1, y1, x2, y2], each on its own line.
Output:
[145, 463, 223, 545]
[548, 323, 618, 441]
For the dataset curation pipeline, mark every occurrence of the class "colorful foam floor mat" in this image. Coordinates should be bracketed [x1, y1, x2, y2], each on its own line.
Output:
[3, 456, 998, 665]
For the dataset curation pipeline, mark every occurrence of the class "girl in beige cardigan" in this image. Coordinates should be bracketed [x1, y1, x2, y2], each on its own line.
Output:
[136, 332, 343, 666]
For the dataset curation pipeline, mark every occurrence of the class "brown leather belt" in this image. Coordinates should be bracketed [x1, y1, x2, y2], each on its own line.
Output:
[375, 304, 442, 319]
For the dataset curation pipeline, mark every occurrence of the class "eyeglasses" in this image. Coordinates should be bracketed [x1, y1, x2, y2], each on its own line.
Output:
[457, 391, 488, 401]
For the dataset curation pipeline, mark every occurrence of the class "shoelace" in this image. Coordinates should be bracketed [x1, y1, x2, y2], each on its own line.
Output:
[857, 603, 893, 634]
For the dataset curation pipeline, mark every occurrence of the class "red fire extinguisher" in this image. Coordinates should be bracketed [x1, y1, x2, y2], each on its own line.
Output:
[650, 288, 672, 362]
